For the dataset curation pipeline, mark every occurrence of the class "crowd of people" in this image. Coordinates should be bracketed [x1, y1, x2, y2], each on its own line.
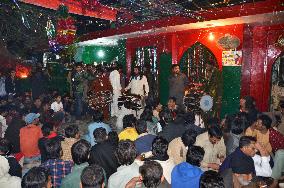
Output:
[0, 62, 283, 188]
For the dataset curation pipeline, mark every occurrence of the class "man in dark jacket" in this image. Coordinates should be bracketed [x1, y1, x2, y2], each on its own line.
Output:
[89, 128, 119, 178]
[168, 64, 189, 108]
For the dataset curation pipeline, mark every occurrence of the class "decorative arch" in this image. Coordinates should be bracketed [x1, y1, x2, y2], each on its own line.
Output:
[179, 42, 217, 83]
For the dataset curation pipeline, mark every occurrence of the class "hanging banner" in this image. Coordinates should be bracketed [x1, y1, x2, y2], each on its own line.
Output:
[222, 50, 242, 66]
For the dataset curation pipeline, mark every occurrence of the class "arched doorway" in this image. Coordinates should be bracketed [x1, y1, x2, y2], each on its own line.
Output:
[270, 53, 284, 111]
[179, 42, 218, 83]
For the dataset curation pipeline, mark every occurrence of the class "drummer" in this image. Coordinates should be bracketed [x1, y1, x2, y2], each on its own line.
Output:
[123, 66, 149, 117]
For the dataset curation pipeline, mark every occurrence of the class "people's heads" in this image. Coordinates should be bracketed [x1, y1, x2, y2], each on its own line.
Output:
[151, 137, 169, 159]
[80, 165, 104, 188]
[108, 131, 119, 146]
[0, 138, 12, 156]
[41, 123, 54, 137]
[24, 113, 40, 125]
[42, 101, 50, 111]
[115, 140, 137, 166]
[34, 98, 42, 107]
[21, 167, 51, 188]
[71, 140, 91, 165]
[199, 170, 225, 188]
[92, 110, 104, 122]
[186, 146, 205, 167]
[182, 112, 195, 125]
[139, 161, 163, 188]
[167, 97, 176, 110]
[240, 96, 255, 111]
[206, 117, 220, 129]
[181, 129, 197, 147]
[231, 115, 248, 135]
[45, 139, 62, 160]
[153, 101, 163, 112]
[75, 63, 83, 72]
[256, 114, 272, 131]
[133, 66, 140, 75]
[122, 114, 137, 129]
[10, 69, 16, 77]
[93, 127, 107, 143]
[54, 94, 61, 103]
[65, 125, 80, 139]
[171, 64, 180, 74]
[231, 152, 255, 187]
[140, 108, 153, 122]
[208, 126, 223, 145]
[135, 119, 148, 134]
[239, 136, 257, 157]
[159, 108, 174, 124]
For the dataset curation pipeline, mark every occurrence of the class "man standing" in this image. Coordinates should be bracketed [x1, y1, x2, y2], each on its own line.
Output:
[72, 63, 93, 120]
[109, 63, 122, 117]
[168, 64, 189, 108]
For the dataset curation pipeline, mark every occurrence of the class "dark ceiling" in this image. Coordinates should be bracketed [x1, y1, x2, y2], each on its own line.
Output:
[99, 0, 265, 24]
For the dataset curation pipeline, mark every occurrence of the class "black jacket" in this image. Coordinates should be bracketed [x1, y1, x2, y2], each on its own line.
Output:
[158, 122, 188, 143]
[4, 117, 25, 154]
[89, 140, 119, 179]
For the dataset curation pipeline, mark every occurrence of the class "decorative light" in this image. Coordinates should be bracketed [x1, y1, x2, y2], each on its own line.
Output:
[97, 50, 105, 58]
[209, 32, 215, 41]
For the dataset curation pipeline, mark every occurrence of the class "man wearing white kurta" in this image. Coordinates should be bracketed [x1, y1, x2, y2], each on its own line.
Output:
[109, 67, 122, 117]
[125, 67, 149, 117]
[125, 67, 149, 97]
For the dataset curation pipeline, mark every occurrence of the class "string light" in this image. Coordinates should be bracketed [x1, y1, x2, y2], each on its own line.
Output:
[208, 32, 215, 41]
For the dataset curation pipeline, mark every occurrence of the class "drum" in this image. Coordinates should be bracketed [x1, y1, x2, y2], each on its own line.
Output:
[118, 94, 142, 111]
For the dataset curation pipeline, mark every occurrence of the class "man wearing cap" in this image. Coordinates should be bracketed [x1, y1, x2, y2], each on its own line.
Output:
[20, 113, 43, 164]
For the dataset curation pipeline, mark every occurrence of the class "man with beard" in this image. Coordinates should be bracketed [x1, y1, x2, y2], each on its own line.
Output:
[168, 64, 189, 109]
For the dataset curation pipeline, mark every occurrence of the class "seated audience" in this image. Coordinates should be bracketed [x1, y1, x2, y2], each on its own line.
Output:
[171, 146, 205, 188]
[86, 110, 111, 146]
[126, 161, 170, 188]
[80, 165, 105, 188]
[38, 123, 63, 163]
[108, 140, 140, 188]
[61, 140, 91, 188]
[50, 94, 65, 124]
[134, 119, 156, 156]
[157, 108, 188, 142]
[89, 128, 119, 179]
[140, 107, 158, 135]
[20, 113, 43, 162]
[41, 139, 73, 188]
[167, 97, 184, 119]
[167, 129, 197, 165]
[4, 108, 26, 154]
[220, 136, 257, 188]
[240, 96, 259, 126]
[61, 124, 80, 161]
[195, 125, 226, 171]
[0, 138, 22, 178]
[30, 98, 42, 113]
[118, 114, 138, 141]
[226, 113, 248, 155]
[199, 170, 225, 188]
[21, 167, 51, 188]
[146, 137, 175, 184]
[0, 155, 21, 188]
[246, 114, 284, 153]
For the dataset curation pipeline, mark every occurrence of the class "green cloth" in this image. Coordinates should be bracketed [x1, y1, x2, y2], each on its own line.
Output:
[271, 150, 284, 179]
[61, 162, 88, 188]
